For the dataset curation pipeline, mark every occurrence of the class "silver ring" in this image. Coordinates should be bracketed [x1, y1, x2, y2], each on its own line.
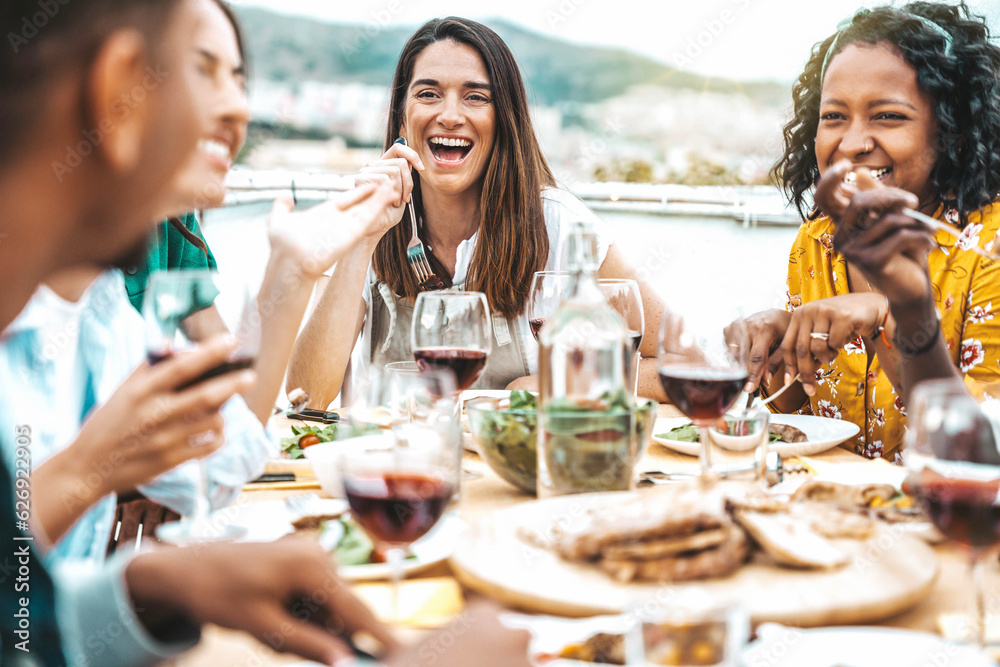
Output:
[810, 332, 830, 341]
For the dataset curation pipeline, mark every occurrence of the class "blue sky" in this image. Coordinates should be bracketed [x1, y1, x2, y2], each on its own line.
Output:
[233, 0, 1000, 82]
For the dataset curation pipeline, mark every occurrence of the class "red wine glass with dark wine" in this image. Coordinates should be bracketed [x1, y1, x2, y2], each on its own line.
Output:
[657, 306, 750, 480]
[412, 291, 492, 394]
[528, 271, 573, 342]
[143, 269, 259, 544]
[340, 433, 459, 623]
[904, 379, 1000, 648]
[598, 279, 644, 394]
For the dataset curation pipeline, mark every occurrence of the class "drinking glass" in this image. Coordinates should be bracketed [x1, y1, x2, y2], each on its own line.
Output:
[528, 271, 574, 341]
[904, 379, 1000, 648]
[657, 307, 750, 481]
[412, 291, 492, 395]
[706, 404, 770, 485]
[637, 588, 749, 666]
[598, 279, 644, 394]
[382, 361, 423, 427]
[144, 269, 258, 544]
[340, 428, 460, 623]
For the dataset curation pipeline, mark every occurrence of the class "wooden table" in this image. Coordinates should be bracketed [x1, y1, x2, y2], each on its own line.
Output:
[174, 407, 993, 665]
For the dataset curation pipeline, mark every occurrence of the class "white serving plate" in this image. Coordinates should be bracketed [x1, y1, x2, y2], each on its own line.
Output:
[652, 413, 860, 458]
[741, 623, 996, 666]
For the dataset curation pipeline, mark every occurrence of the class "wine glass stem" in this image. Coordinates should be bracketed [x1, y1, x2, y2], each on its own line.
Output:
[387, 546, 405, 625]
[632, 352, 641, 397]
[971, 551, 987, 648]
[697, 424, 714, 480]
[452, 391, 481, 481]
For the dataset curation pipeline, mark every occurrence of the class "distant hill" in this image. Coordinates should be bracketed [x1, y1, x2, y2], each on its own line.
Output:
[232, 7, 789, 106]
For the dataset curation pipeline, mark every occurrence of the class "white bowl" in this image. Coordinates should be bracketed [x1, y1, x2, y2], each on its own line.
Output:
[302, 433, 394, 498]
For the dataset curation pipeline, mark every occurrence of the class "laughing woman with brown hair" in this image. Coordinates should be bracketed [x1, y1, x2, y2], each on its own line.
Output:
[288, 16, 666, 407]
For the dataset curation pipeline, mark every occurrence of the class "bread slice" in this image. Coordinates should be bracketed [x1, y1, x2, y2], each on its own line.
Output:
[732, 509, 849, 569]
[599, 525, 749, 582]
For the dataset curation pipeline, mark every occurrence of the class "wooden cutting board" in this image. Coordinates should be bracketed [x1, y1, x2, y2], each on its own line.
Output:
[450, 492, 939, 626]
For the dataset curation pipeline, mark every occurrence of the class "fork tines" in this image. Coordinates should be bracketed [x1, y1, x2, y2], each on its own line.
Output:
[407, 246, 432, 283]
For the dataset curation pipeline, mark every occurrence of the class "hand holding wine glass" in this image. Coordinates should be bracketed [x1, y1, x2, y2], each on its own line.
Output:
[144, 269, 260, 543]
[32, 335, 254, 544]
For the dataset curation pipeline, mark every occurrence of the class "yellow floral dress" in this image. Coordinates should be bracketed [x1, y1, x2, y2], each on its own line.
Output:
[784, 202, 1000, 460]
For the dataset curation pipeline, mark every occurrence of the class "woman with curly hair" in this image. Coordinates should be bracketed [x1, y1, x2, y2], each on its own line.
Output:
[744, 1, 1000, 460]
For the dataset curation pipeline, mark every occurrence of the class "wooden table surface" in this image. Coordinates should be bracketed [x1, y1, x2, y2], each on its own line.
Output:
[173, 406, 996, 666]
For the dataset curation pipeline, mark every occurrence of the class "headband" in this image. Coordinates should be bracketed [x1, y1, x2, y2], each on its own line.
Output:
[820, 8, 955, 83]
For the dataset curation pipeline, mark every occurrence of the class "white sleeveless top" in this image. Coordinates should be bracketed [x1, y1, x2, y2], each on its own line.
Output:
[346, 188, 612, 398]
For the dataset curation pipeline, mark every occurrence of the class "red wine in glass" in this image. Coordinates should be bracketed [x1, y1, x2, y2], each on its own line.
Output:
[179, 355, 255, 390]
[658, 366, 748, 423]
[413, 347, 487, 393]
[529, 317, 546, 341]
[343, 472, 454, 545]
[913, 469, 1000, 550]
[149, 350, 255, 389]
[148, 350, 172, 366]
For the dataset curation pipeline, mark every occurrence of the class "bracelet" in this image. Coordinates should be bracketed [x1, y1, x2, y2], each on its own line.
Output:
[878, 296, 892, 349]
[894, 323, 942, 357]
[871, 296, 892, 349]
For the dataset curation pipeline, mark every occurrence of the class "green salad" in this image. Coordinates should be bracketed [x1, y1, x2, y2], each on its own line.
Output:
[658, 422, 785, 443]
[542, 389, 634, 494]
[321, 517, 414, 566]
[475, 389, 537, 445]
[280, 422, 380, 460]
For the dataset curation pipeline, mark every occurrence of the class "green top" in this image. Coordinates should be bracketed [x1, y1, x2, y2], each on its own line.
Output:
[124, 213, 218, 313]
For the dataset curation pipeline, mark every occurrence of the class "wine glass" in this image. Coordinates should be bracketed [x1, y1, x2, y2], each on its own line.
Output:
[340, 426, 460, 624]
[598, 279, 644, 394]
[412, 291, 492, 395]
[528, 271, 573, 341]
[657, 306, 750, 480]
[144, 269, 258, 544]
[904, 378, 1000, 648]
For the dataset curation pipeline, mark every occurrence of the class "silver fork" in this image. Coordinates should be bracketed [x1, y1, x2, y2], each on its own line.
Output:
[406, 197, 434, 284]
[394, 137, 435, 285]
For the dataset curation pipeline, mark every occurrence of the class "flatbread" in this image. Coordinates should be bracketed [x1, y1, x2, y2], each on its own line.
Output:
[599, 525, 749, 582]
[601, 527, 731, 561]
[732, 508, 849, 569]
[549, 484, 728, 560]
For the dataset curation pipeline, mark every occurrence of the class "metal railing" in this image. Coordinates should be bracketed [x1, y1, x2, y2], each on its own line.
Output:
[221, 169, 802, 226]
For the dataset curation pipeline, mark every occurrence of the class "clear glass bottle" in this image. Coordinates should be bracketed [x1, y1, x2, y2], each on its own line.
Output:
[537, 221, 634, 497]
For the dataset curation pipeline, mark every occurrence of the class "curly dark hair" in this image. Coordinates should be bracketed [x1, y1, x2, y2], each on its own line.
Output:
[772, 2, 1000, 226]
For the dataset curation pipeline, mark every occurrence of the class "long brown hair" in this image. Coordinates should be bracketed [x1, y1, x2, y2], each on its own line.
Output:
[167, 217, 210, 257]
[372, 17, 554, 318]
